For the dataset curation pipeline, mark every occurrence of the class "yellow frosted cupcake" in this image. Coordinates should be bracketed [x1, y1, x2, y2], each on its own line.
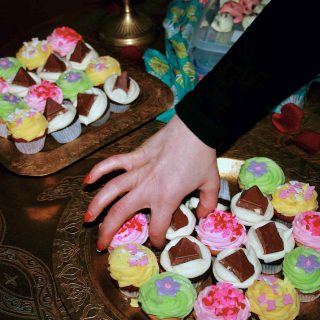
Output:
[85, 56, 121, 86]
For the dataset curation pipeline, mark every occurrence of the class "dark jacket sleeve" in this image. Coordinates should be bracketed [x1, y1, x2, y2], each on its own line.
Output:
[175, 0, 320, 154]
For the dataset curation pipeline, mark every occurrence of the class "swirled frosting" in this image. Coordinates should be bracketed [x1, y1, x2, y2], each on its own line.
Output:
[138, 271, 196, 319]
[283, 247, 320, 294]
[108, 243, 158, 288]
[238, 157, 285, 195]
[0, 78, 8, 94]
[194, 283, 250, 320]
[293, 211, 320, 251]
[196, 209, 246, 252]
[0, 57, 24, 80]
[246, 275, 300, 320]
[0, 94, 26, 121]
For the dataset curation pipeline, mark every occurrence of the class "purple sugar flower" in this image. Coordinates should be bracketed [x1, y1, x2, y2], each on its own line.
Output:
[155, 276, 180, 297]
[3, 94, 20, 104]
[66, 72, 82, 83]
[247, 161, 268, 177]
[296, 254, 320, 273]
[0, 58, 12, 69]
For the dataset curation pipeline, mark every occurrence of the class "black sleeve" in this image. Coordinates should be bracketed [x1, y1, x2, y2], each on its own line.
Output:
[175, 0, 320, 154]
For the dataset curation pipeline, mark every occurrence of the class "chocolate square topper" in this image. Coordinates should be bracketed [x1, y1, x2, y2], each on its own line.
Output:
[113, 71, 130, 93]
[70, 40, 90, 63]
[77, 93, 97, 116]
[12, 68, 36, 87]
[171, 207, 188, 231]
[44, 98, 67, 121]
[43, 54, 66, 73]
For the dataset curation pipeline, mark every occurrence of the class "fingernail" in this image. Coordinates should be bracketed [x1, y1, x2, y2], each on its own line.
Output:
[84, 211, 93, 223]
[96, 242, 105, 253]
[83, 174, 91, 185]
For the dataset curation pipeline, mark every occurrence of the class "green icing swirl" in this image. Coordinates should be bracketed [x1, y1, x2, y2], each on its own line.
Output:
[56, 70, 93, 100]
[138, 271, 196, 319]
[283, 247, 320, 294]
[0, 94, 26, 121]
[0, 57, 24, 80]
[238, 157, 285, 194]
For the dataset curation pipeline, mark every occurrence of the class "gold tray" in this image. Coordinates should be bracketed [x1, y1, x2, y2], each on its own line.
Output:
[0, 69, 173, 176]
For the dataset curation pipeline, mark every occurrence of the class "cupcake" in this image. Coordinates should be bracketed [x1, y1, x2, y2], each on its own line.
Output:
[194, 283, 251, 320]
[56, 70, 92, 101]
[292, 211, 320, 251]
[212, 247, 262, 289]
[6, 108, 48, 154]
[138, 271, 196, 320]
[238, 157, 285, 195]
[24, 80, 63, 113]
[108, 213, 149, 252]
[16, 38, 52, 70]
[47, 26, 82, 57]
[108, 243, 159, 298]
[0, 77, 9, 94]
[211, 12, 234, 32]
[166, 204, 196, 241]
[0, 57, 24, 80]
[272, 181, 318, 224]
[104, 71, 140, 113]
[230, 185, 274, 226]
[245, 221, 295, 274]
[160, 236, 211, 286]
[45, 98, 81, 144]
[283, 247, 320, 302]
[246, 275, 300, 320]
[196, 209, 246, 256]
[85, 56, 121, 86]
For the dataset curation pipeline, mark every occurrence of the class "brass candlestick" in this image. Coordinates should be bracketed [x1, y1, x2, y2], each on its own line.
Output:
[99, 0, 155, 49]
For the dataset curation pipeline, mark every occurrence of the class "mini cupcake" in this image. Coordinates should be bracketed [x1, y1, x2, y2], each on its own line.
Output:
[56, 70, 93, 101]
[16, 38, 52, 70]
[238, 157, 285, 195]
[138, 271, 197, 320]
[0, 57, 24, 80]
[212, 247, 262, 289]
[196, 209, 246, 256]
[231, 185, 274, 226]
[24, 80, 63, 113]
[272, 181, 318, 224]
[211, 12, 234, 32]
[292, 211, 320, 251]
[108, 243, 159, 298]
[85, 56, 121, 86]
[104, 71, 140, 113]
[283, 247, 320, 302]
[246, 275, 300, 320]
[194, 283, 251, 320]
[166, 204, 196, 241]
[47, 26, 82, 57]
[37, 53, 69, 82]
[245, 221, 295, 274]
[0, 77, 9, 94]
[6, 108, 48, 154]
[108, 213, 149, 252]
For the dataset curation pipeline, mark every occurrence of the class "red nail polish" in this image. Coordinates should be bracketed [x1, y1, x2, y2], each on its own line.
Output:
[83, 174, 91, 185]
[84, 211, 92, 222]
[96, 242, 105, 252]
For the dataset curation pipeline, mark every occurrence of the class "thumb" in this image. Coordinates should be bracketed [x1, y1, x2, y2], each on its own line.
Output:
[196, 183, 219, 219]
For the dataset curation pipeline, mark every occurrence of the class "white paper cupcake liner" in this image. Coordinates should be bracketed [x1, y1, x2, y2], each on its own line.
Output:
[14, 136, 46, 154]
[91, 107, 111, 127]
[109, 101, 130, 113]
[298, 291, 320, 303]
[119, 288, 139, 298]
[261, 262, 283, 274]
[51, 118, 81, 144]
[0, 123, 8, 138]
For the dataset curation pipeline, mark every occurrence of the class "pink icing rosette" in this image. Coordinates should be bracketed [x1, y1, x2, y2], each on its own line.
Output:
[194, 283, 251, 320]
[293, 211, 320, 251]
[109, 213, 149, 250]
[0, 77, 8, 94]
[24, 80, 63, 113]
[47, 26, 82, 57]
[196, 209, 246, 252]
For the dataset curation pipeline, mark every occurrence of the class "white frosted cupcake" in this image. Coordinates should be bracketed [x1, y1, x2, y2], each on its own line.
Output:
[37, 53, 69, 82]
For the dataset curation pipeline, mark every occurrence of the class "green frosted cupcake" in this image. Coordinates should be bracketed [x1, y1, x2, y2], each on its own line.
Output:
[56, 70, 92, 100]
[0, 94, 26, 120]
[238, 157, 285, 195]
[283, 247, 320, 302]
[0, 57, 24, 80]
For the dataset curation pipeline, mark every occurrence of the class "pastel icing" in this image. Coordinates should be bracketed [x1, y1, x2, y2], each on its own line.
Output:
[272, 181, 318, 217]
[0, 78, 8, 94]
[283, 247, 320, 294]
[16, 38, 52, 70]
[47, 26, 82, 57]
[138, 271, 196, 319]
[56, 70, 92, 100]
[0, 94, 26, 121]
[0, 57, 24, 80]
[196, 209, 246, 252]
[24, 80, 63, 113]
[6, 107, 48, 141]
[194, 283, 251, 320]
[293, 211, 320, 251]
[246, 275, 300, 320]
[108, 243, 158, 288]
[238, 157, 285, 194]
[85, 56, 121, 86]
[109, 213, 149, 250]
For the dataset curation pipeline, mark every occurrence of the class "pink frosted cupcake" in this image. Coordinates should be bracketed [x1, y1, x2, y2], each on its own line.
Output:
[196, 209, 246, 256]
[293, 211, 320, 252]
[0, 77, 9, 94]
[47, 26, 82, 57]
[108, 213, 149, 252]
[24, 80, 63, 113]
[194, 283, 251, 320]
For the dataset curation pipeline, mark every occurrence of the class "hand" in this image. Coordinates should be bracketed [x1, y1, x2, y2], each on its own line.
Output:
[83, 115, 220, 250]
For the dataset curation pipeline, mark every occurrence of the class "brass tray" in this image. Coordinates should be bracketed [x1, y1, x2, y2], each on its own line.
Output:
[52, 157, 319, 320]
[0, 69, 173, 176]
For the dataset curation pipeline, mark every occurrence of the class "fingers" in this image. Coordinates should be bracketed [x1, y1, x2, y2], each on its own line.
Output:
[196, 180, 220, 219]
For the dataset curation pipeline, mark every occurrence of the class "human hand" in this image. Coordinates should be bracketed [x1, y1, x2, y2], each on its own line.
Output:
[83, 115, 220, 250]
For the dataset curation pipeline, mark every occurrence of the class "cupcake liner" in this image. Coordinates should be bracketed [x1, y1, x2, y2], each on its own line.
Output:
[148, 315, 182, 320]
[51, 118, 81, 144]
[261, 262, 283, 274]
[119, 288, 139, 298]
[0, 123, 8, 138]
[14, 136, 46, 154]
[91, 107, 111, 127]
[298, 291, 320, 303]
[109, 101, 130, 113]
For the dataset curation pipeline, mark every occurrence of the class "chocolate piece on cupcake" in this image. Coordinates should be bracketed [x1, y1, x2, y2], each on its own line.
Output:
[37, 53, 68, 82]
